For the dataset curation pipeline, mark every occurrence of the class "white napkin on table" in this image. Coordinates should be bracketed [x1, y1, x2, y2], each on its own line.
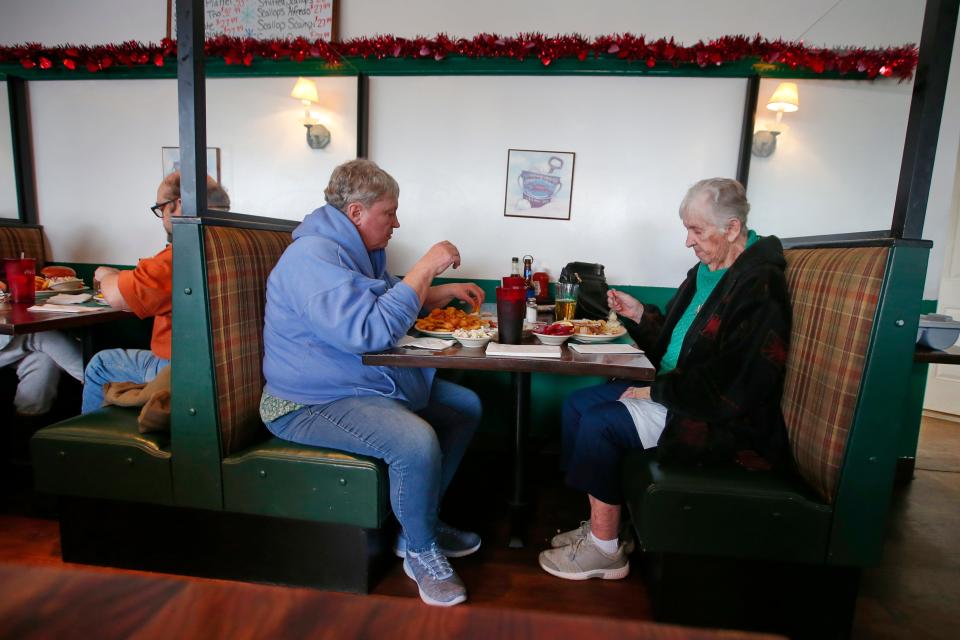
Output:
[485, 343, 561, 358]
[568, 343, 643, 355]
[397, 335, 456, 350]
[27, 303, 100, 314]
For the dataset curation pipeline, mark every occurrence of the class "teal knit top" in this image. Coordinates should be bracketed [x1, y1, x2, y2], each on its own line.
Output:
[659, 230, 758, 374]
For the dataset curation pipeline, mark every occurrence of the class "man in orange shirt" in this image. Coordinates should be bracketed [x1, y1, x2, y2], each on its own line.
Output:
[81, 172, 229, 413]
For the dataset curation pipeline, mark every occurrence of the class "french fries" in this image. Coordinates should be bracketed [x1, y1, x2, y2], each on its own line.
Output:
[415, 307, 485, 333]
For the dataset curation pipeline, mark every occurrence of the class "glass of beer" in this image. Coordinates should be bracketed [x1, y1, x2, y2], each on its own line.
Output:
[555, 283, 578, 321]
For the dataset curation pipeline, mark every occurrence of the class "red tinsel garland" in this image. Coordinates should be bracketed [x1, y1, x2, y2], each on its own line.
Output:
[0, 34, 918, 80]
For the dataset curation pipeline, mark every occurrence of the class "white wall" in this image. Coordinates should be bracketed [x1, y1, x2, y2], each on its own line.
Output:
[0, 82, 17, 218]
[28, 77, 356, 264]
[1, 0, 956, 297]
[371, 75, 743, 287]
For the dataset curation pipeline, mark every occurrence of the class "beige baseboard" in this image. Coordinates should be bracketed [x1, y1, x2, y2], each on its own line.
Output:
[922, 409, 960, 424]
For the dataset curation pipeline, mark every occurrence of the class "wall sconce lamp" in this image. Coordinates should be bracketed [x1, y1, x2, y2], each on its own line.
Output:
[290, 77, 331, 149]
[752, 82, 800, 157]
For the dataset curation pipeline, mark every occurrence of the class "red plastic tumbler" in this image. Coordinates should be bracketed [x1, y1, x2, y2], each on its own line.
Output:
[4, 257, 36, 303]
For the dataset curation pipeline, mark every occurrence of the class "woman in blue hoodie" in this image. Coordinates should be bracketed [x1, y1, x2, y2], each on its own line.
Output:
[261, 159, 484, 607]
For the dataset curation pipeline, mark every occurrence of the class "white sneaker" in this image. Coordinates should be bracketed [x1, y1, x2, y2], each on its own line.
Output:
[538, 535, 630, 581]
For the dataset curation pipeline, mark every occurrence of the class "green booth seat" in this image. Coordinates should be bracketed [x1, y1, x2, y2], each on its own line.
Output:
[623, 450, 832, 563]
[222, 438, 389, 529]
[31, 406, 173, 505]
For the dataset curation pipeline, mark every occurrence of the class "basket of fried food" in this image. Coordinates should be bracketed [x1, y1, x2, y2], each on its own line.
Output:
[415, 306, 489, 337]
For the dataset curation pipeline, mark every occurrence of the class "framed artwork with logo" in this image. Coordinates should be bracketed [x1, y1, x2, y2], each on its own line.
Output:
[504, 149, 575, 220]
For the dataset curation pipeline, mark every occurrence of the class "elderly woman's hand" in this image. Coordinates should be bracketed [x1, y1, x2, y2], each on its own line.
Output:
[426, 282, 485, 312]
[418, 241, 462, 276]
[619, 386, 651, 401]
[608, 289, 644, 324]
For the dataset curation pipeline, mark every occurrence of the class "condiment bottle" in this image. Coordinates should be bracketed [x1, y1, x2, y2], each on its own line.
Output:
[532, 271, 549, 303]
[511, 257, 521, 277]
[523, 255, 535, 300]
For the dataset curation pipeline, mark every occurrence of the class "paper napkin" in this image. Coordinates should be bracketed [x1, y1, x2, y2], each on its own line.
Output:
[568, 343, 643, 355]
[485, 343, 562, 358]
[27, 303, 100, 314]
[397, 335, 456, 350]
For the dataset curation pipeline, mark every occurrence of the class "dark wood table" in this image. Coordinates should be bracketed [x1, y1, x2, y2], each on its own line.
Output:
[0, 562, 780, 639]
[364, 335, 656, 547]
[0, 299, 134, 362]
[914, 344, 960, 364]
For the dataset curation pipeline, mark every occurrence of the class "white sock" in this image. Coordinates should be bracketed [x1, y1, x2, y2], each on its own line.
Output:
[590, 531, 619, 555]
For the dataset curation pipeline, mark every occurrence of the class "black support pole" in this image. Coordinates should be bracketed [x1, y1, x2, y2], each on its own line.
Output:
[891, 0, 959, 238]
[176, 0, 208, 217]
[8, 78, 38, 225]
[736, 75, 760, 188]
[357, 74, 369, 159]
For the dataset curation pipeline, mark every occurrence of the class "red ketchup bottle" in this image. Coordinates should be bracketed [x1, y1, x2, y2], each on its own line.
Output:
[532, 272, 550, 304]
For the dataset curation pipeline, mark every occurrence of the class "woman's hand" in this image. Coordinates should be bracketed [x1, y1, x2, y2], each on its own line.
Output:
[619, 386, 651, 401]
[425, 282, 485, 312]
[608, 289, 644, 323]
[415, 241, 461, 277]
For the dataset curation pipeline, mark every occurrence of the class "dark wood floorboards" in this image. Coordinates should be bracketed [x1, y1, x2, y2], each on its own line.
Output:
[1, 418, 958, 638]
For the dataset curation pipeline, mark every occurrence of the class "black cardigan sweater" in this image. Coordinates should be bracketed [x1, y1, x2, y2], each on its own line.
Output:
[625, 235, 792, 468]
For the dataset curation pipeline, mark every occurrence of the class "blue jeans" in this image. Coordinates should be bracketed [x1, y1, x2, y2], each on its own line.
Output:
[561, 381, 644, 505]
[266, 378, 481, 552]
[82, 348, 170, 414]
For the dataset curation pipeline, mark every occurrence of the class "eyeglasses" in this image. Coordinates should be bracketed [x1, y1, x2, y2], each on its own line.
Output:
[150, 199, 175, 218]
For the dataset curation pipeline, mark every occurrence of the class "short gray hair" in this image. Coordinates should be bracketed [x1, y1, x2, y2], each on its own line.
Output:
[324, 159, 400, 211]
[679, 178, 749, 236]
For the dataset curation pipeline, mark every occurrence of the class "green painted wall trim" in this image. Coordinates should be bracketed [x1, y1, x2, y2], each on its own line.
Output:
[0, 56, 877, 82]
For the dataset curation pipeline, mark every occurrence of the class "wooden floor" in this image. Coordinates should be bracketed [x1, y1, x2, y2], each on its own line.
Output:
[1, 418, 959, 639]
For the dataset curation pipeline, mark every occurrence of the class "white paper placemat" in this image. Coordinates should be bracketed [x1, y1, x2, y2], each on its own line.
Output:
[485, 343, 562, 358]
[568, 343, 643, 355]
[27, 303, 100, 314]
[397, 335, 456, 350]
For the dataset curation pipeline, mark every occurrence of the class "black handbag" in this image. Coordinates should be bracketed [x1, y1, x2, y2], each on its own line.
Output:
[559, 261, 610, 320]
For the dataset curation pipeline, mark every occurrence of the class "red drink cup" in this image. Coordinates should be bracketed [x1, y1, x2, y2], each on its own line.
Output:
[502, 275, 526, 289]
[5, 258, 36, 303]
[496, 286, 525, 344]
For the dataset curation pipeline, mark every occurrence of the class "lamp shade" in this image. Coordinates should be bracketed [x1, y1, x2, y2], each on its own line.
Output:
[291, 77, 320, 104]
[766, 82, 799, 113]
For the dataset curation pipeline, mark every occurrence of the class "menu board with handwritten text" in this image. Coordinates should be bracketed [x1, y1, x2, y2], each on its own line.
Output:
[171, 0, 336, 41]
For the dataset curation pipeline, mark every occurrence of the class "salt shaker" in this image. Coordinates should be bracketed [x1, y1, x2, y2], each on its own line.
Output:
[526, 298, 538, 324]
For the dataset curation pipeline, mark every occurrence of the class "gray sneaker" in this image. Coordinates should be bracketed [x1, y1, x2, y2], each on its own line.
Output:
[394, 522, 482, 558]
[403, 543, 467, 607]
[539, 535, 630, 581]
[550, 519, 636, 554]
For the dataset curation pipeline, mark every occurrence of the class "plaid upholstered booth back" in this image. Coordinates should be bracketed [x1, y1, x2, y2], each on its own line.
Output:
[204, 225, 293, 457]
[781, 246, 888, 504]
[0, 224, 46, 268]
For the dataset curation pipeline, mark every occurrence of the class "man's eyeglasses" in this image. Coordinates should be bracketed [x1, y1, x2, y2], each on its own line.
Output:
[150, 199, 175, 218]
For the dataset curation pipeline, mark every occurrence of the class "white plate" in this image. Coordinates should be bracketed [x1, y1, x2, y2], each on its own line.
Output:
[571, 328, 628, 343]
[417, 328, 455, 338]
[532, 332, 572, 346]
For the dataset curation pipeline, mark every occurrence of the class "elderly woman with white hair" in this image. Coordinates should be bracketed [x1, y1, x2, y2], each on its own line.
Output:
[539, 177, 792, 582]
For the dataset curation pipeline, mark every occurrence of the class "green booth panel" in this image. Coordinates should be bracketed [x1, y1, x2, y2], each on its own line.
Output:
[623, 450, 833, 564]
[222, 437, 390, 529]
[31, 407, 174, 505]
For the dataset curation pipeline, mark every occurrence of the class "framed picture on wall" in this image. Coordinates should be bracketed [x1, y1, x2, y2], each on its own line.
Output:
[161, 146, 221, 183]
[167, 1, 338, 42]
[504, 149, 575, 220]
